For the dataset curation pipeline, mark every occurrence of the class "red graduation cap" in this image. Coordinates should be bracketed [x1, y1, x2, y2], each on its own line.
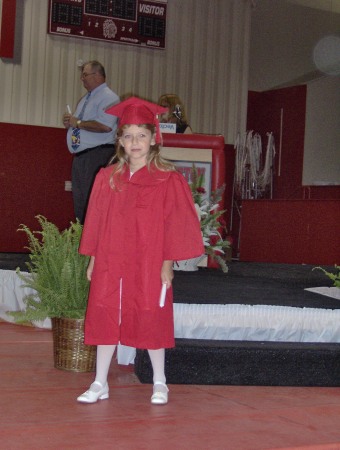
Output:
[106, 96, 168, 144]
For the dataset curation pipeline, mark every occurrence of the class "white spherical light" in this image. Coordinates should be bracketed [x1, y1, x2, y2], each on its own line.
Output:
[313, 35, 340, 75]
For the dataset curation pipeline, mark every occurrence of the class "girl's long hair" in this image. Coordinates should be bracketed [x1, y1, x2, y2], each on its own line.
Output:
[108, 124, 176, 190]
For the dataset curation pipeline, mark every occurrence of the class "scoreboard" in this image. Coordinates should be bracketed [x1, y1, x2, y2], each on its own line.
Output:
[48, 0, 167, 49]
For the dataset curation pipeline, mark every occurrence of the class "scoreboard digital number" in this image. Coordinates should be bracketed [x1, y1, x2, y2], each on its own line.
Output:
[48, 0, 167, 49]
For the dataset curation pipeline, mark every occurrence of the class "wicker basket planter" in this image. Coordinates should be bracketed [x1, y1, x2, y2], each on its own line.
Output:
[11, 217, 95, 373]
[52, 317, 96, 372]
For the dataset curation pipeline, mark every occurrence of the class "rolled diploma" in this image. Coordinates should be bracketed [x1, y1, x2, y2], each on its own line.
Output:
[159, 283, 167, 308]
[66, 104, 72, 114]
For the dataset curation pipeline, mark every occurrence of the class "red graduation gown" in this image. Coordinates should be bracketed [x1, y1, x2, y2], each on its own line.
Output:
[79, 164, 204, 349]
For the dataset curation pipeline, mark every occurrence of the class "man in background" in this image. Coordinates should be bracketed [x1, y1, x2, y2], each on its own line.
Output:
[63, 60, 119, 223]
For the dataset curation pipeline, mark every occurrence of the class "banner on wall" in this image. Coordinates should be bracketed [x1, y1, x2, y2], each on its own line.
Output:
[48, 0, 167, 49]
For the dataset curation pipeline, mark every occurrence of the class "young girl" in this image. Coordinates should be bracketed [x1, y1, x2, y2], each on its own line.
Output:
[77, 97, 204, 405]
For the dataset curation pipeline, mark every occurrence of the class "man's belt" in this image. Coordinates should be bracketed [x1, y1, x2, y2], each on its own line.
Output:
[74, 144, 114, 157]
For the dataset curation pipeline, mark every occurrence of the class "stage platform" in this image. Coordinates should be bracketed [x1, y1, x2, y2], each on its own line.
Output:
[1, 253, 339, 386]
[135, 261, 340, 387]
[171, 262, 337, 308]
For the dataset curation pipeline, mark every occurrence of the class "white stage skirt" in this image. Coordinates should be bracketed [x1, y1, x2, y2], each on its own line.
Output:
[1, 269, 340, 365]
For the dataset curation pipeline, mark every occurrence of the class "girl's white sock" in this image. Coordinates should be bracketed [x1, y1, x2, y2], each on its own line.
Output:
[148, 348, 166, 385]
[94, 344, 116, 386]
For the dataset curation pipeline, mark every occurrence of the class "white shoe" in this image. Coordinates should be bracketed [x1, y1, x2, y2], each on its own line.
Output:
[151, 382, 169, 405]
[77, 381, 109, 403]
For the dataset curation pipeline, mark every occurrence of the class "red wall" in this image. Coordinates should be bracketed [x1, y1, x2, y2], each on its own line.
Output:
[247, 86, 340, 201]
[247, 86, 306, 199]
[0, 123, 74, 252]
[236, 86, 340, 264]
[1, 108, 337, 265]
[240, 200, 340, 265]
[0, 0, 16, 58]
[0, 126, 234, 254]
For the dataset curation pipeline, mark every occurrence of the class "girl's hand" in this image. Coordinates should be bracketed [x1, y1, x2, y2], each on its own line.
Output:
[87, 256, 95, 281]
[161, 260, 174, 288]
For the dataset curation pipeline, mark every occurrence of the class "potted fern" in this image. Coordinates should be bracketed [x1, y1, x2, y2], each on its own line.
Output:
[314, 265, 340, 288]
[11, 215, 95, 372]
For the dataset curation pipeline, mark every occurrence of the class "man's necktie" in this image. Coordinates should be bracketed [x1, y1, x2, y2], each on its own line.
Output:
[71, 92, 91, 151]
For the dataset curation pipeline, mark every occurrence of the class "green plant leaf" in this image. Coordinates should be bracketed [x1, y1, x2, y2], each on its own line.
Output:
[10, 216, 89, 322]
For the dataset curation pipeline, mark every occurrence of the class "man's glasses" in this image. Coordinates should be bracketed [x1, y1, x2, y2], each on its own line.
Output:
[81, 72, 96, 78]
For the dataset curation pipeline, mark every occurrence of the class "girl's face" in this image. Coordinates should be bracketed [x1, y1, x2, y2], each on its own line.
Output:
[119, 125, 156, 167]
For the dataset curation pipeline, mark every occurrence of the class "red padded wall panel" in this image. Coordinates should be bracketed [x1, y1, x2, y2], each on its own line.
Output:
[1, 127, 231, 254]
[240, 199, 340, 265]
[0, 123, 74, 252]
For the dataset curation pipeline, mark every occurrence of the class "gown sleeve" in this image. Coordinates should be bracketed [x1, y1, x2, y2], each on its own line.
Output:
[163, 171, 205, 261]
